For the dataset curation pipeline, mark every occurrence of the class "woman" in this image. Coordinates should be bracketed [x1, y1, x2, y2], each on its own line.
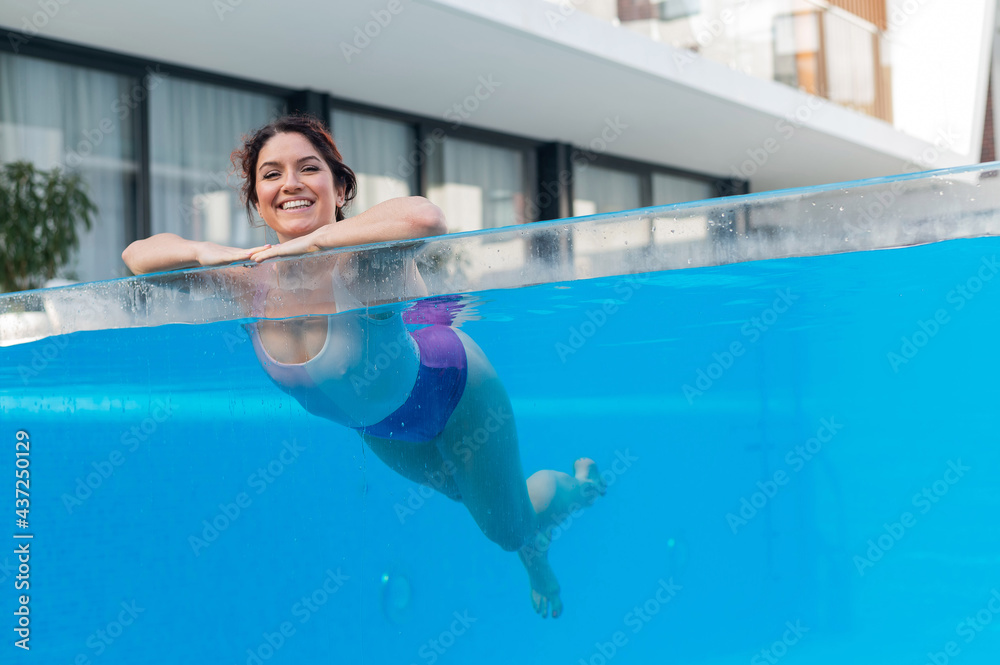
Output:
[122, 114, 604, 618]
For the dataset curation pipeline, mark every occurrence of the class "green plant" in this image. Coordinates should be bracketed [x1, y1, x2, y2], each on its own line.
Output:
[0, 160, 98, 292]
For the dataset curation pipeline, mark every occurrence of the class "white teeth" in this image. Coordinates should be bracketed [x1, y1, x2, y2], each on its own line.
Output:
[281, 200, 312, 210]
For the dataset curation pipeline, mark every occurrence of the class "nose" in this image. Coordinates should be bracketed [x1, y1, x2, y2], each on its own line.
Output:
[281, 170, 302, 191]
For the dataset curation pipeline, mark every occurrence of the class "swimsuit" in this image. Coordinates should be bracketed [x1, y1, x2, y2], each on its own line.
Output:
[248, 295, 468, 444]
[357, 316, 467, 441]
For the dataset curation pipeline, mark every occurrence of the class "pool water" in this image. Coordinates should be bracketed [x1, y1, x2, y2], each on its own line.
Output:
[2, 235, 999, 664]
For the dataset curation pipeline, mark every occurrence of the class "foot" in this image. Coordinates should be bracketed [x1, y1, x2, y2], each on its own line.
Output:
[518, 530, 563, 619]
[517, 458, 606, 618]
[574, 457, 607, 506]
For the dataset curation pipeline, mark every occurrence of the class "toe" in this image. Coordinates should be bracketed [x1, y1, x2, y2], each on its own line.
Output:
[530, 588, 562, 619]
[576, 458, 607, 498]
[531, 590, 545, 616]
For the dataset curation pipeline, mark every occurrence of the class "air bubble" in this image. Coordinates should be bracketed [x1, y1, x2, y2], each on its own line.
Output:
[665, 536, 689, 576]
[380, 571, 412, 624]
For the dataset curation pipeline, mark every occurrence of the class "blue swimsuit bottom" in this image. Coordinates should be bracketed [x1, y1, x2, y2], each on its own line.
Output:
[248, 298, 468, 444]
[355, 323, 467, 442]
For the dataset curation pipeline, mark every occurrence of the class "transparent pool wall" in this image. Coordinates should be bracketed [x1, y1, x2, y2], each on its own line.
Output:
[4, 162, 998, 341]
[1, 163, 998, 664]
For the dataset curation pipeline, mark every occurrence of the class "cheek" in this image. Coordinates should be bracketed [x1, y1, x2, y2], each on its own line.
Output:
[255, 184, 272, 206]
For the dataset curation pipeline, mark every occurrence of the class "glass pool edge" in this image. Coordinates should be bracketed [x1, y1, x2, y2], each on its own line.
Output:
[1, 161, 998, 344]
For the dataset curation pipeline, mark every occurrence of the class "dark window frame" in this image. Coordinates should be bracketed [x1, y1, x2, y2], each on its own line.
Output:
[571, 149, 739, 212]
[0, 32, 294, 246]
[1, 29, 745, 253]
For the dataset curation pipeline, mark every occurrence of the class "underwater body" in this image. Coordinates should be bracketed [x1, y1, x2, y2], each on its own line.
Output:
[2, 165, 999, 663]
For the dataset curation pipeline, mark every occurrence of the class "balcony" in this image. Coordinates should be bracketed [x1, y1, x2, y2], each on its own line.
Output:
[571, 0, 894, 123]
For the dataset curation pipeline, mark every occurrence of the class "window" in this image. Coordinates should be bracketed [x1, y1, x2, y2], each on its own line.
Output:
[331, 109, 416, 216]
[426, 138, 531, 233]
[652, 172, 713, 244]
[0, 52, 138, 284]
[823, 10, 878, 116]
[773, 9, 887, 120]
[654, 0, 701, 22]
[1, 36, 737, 287]
[573, 163, 642, 217]
[652, 172, 713, 206]
[572, 163, 646, 254]
[773, 12, 823, 94]
[149, 78, 284, 248]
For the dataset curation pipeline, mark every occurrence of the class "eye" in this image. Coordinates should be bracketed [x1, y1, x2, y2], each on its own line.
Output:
[262, 170, 280, 180]
[302, 165, 320, 173]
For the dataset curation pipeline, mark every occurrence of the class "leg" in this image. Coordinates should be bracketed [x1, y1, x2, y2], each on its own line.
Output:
[525, 458, 606, 523]
[516, 459, 606, 618]
[433, 332, 606, 618]
[362, 433, 462, 502]
[431, 333, 537, 551]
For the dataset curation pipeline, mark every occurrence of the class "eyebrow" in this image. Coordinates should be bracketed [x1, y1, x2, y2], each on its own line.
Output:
[258, 155, 322, 173]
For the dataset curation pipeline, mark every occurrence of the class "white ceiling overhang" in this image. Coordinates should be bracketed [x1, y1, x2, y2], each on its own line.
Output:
[0, 0, 980, 191]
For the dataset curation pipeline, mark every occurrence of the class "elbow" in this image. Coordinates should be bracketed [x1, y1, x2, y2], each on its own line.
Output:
[122, 238, 156, 275]
[121, 243, 141, 275]
[408, 197, 447, 237]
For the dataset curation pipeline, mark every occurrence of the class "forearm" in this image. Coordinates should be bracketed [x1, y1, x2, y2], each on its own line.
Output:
[121, 233, 202, 275]
[249, 197, 446, 263]
[329, 197, 447, 245]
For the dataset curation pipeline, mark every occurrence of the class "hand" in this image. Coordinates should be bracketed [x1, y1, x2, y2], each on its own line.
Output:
[198, 242, 272, 267]
[249, 230, 323, 262]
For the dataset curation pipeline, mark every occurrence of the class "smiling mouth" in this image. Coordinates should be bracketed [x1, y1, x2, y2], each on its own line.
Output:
[280, 200, 314, 211]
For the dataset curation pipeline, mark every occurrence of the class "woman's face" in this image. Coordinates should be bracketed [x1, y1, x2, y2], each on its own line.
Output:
[254, 132, 345, 243]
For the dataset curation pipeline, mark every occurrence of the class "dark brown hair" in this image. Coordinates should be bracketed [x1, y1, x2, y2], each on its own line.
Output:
[231, 114, 358, 225]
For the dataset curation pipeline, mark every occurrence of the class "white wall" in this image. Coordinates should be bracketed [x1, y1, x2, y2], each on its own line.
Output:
[888, 0, 996, 159]
[993, 4, 1000, 160]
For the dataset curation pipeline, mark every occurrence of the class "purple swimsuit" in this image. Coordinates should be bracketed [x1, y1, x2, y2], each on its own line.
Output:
[358, 322, 467, 441]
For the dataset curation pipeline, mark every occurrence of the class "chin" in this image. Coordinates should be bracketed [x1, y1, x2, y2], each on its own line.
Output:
[278, 221, 319, 239]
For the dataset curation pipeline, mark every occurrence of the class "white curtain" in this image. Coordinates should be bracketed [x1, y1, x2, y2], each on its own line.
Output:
[427, 138, 527, 233]
[331, 109, 415, 217]
[149, 78, 284, 248]
[651, 173, 713, 245]
[572, 164, 645, 254]
[652, 172, 713, 206]
[823, 11, 877, 111]
[573, 163, 642, 216]
[0, 52, 135, 284]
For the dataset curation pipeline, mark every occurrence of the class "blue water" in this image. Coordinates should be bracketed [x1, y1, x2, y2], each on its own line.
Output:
[2, 237, 1000, 664]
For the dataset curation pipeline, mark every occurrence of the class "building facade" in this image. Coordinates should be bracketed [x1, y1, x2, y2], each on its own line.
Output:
[0, 0, 995, 284]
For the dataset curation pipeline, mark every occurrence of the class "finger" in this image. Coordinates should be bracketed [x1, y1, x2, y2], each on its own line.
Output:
[256, 242, 311, 262]
[251, 246, 284, 262]
[241, 244, 270, 260]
